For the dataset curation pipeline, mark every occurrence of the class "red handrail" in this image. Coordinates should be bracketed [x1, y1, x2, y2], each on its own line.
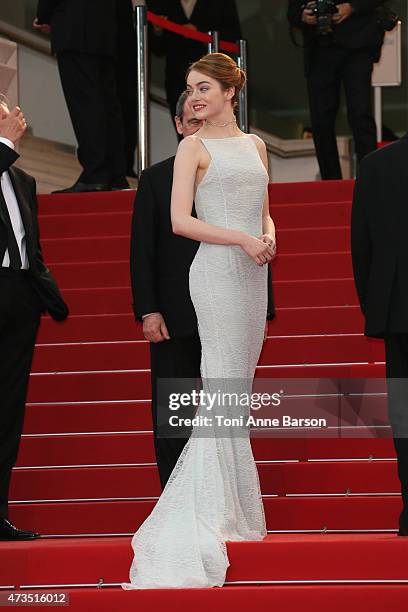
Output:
[147, 11, 240, 54]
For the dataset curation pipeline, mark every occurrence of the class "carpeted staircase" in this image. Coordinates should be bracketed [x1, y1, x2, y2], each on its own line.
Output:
[2, 179, 408, 609]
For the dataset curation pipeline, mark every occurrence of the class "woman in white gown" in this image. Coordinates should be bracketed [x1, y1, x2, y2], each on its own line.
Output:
[122, 52, 276, 590]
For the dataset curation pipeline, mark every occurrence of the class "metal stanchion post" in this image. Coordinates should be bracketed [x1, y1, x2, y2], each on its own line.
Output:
[237, 39, 248, 133]
[135, 1, 149, 174]
[374, 85, 382, 144]
[208, 30, 220, 53]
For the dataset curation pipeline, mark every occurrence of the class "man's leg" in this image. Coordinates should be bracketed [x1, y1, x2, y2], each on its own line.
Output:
[150, 335, 201, 490]
[384, 332, 408, 530]
[101, 57, 128, 186]
[306, 44, 343, 180]
[0, 275, 41, 520]
[342, 48, 377, 164]
[56, 51, 110, 185]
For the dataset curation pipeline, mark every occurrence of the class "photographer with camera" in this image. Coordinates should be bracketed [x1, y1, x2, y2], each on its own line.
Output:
[288, 0, 391, 180]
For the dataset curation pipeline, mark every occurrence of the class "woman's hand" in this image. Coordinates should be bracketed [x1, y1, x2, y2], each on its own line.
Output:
[260, 233, 277, 260]
[239, 234, 275, 266]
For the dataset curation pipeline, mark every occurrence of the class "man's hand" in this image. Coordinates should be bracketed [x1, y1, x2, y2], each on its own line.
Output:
[142, 313, 171, 343]
[33, 17, 51, 34]
[184, 23, 198, 31]
[0, 107, 27, 145]
[302, 6, 317, 25]
[332, 3, 353, 24]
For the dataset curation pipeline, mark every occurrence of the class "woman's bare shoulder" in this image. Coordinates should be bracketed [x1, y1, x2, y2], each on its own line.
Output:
[176, 134, 204, 154]
[248, 132, 266, 150]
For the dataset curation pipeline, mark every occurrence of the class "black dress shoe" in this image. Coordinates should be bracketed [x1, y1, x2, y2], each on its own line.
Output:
[52, 181, 110, 194]
[0, 518, 40, 541]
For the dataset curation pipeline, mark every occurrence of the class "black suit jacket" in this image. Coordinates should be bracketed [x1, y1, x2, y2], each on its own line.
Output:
[147, 0, 242, 76]
[36, 0, 123, 57]
[287, 0, 386, 75]
[130, 156, 275, 339]
[0, 143, 68, 322]
[350, 134, 408, 339]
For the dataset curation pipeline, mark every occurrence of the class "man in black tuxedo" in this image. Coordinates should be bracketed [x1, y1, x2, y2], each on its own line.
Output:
[0, 100, 69, 540]
[147, 0, 242, 139]
[351, 135, 408, 536]
[130, 91, 275, 490]
[288, 0, 387, 179]
[35, 0, 129, 192]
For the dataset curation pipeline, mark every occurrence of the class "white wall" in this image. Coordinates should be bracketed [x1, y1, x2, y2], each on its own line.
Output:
[19, 45, 77, 147]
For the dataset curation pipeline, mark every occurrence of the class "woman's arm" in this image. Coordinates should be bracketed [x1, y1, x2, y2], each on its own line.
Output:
[171, 136, 246, 246]
[171, 136, 275, 266]
[251, 135, 276, 244]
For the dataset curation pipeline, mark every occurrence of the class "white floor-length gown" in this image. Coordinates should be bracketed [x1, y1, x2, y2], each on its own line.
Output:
[122, 135, 269, 589]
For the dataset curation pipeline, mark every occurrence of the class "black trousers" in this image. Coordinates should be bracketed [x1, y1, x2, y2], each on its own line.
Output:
[306, 43, 377, 180]
[149, 334, 201, 490]
[57, 50, 127, 185]
[384, 333, 408, 529]
[0, 270, 42, 520]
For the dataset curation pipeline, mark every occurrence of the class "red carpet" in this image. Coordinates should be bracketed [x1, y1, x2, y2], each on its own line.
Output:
[3, 179, 407, 609]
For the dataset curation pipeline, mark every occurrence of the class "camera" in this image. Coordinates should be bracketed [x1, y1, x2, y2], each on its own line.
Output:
[306, 0, 338, 35]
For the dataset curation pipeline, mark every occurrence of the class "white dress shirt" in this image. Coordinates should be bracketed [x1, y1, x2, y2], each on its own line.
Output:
[180, 0, 197, 20]
[142, 312, 160, 320]
[0, 137, 29, 269]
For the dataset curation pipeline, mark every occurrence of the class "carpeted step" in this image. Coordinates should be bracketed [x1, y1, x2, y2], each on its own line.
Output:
[15, 433, 396, 468]
[27, 363, 386, 404]
[1, 585, 406, 612]
[38, 201, 352, 241]
[10, 460, 400, 502]
[36, 306, 367, 344]
[22, 393, 390, 436]
[42, 236, 130, 263]
[8, 494, 401, 535]
[23, 401, 152, 434]
[277, 226, 350, 253]
[2, 585, 405, 612]
[31, 334, 384, 373]
[1, 534, 407, 588]
[38, 191, 135, 215]
[37, 314, 143, 343]
[40, 227, 352, 264]
[57, 279, 359, 316]
[58, 287, 133, 315]
[269, 179, 354, 204]
[45, 254, 353, 290]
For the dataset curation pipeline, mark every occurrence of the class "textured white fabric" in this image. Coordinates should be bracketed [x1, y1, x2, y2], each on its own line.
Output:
[122, 135, 269, 590]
